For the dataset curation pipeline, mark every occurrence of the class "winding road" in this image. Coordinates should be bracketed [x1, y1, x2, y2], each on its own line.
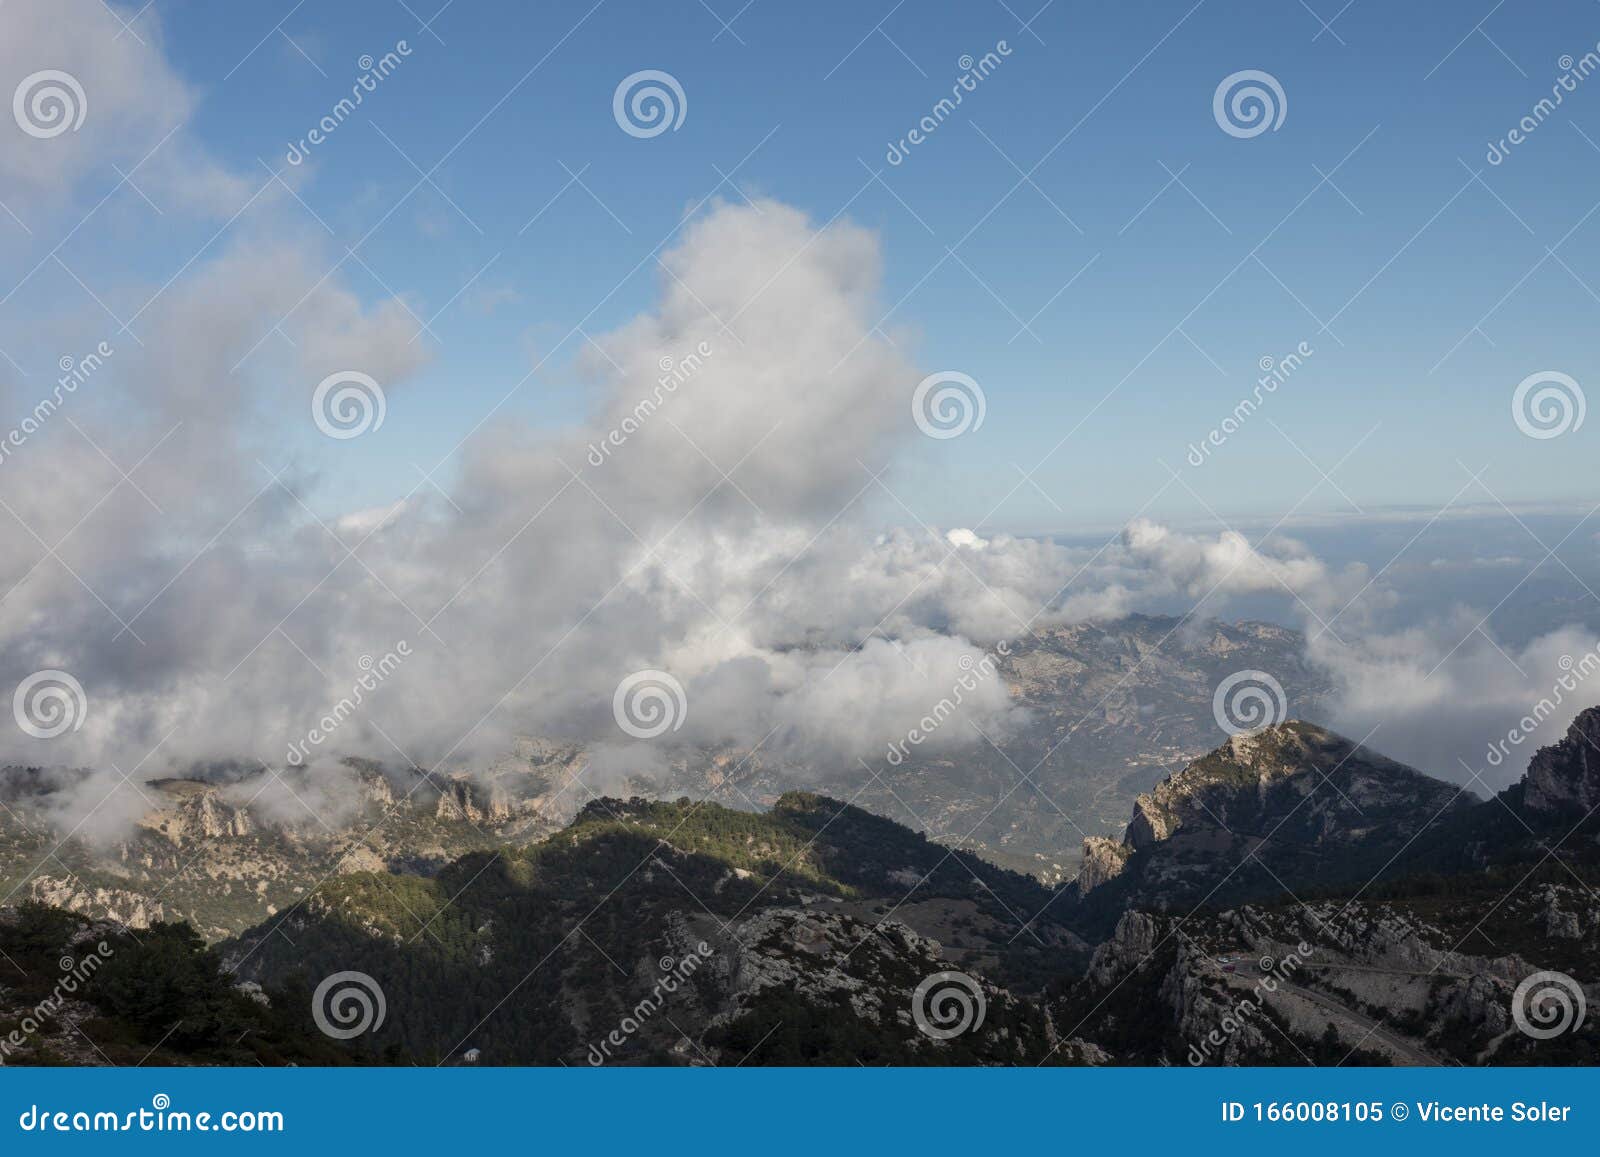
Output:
[1232, 962, 1445, 1066]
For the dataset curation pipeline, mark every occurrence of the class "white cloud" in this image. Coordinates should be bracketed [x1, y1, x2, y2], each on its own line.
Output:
[0, 0, 251, 220]
[6, 0, 1596, 838]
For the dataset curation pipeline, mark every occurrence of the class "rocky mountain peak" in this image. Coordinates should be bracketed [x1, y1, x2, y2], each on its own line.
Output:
[1121, 719, 1463, 850]
[138, 780, 253, 844]
[1522, 706, 1600, 818]
[435, 775, 516, 824]
[1124, 720, 1339, 850]
[1072, 720, 1473, 918]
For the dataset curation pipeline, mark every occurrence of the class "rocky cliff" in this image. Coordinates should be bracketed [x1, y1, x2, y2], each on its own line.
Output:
[0, 750, 580, 940]
[1522, 707, 1600, 817]
[1069, 721, 1473, 923]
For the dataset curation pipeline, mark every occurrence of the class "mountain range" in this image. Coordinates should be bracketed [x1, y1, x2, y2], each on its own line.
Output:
[4, 693, 1595, 1066]
[0, 615, 1320, 941]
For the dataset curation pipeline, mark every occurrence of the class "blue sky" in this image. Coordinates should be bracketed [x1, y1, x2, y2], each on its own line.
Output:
[9, 0, 1600, 532]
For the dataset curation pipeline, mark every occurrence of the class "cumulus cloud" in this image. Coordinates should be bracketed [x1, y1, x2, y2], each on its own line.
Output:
[0, 0, 249, 221]
[5, 0, 1595, 845]
[2, 148, 1347, 824]
[218, 755, 371, 833]
[1310, 613, 1600, 790]
[1121, 518, 1365, 615]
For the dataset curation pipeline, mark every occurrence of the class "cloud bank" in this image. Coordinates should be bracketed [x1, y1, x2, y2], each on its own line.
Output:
[3, 1, 1595, 839]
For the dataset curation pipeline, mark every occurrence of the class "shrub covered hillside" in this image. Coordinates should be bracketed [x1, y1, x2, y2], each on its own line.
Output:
[219, 793, 1083, 1065]
[0, 903, 346, 1065]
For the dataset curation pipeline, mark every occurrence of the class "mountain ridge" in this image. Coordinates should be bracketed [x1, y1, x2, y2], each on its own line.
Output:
[4, 702, 1597, 1066]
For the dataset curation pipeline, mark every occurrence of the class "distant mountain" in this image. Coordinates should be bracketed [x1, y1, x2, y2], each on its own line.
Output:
[0, 745, 582, 939]
[0, 615, 1321, 938]
[666, 615, 1326, 879]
